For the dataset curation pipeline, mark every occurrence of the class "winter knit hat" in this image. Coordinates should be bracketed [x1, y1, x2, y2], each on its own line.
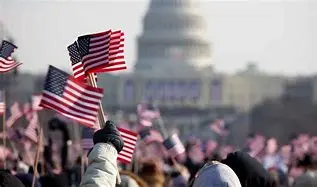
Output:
[0, 171, 25, 187]
[192, 161, 241, 187]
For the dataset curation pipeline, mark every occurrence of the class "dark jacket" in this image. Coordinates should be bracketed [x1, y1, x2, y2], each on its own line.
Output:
[222, 151, 276, 187]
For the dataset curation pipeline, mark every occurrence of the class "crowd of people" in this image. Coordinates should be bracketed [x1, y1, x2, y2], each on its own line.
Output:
[0, 119, 316, 187]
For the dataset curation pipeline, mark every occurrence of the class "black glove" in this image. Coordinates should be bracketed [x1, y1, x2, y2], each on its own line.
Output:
[93, 120, 124, 152]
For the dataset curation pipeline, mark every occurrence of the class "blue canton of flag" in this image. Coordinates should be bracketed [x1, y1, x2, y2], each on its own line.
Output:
[67, 41, 97, 82]
[0, 41, 17, 58]
[68, 42, 82, 66]
[81, 127, 94, 151]
[77, 36, 91, 59]
[43, 67, 69, 96]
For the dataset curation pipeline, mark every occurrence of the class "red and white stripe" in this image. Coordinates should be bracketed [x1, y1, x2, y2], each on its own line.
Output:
[0, 57, 21, 73]
[0, 102, 5, 114]
[72, 61, 85, 81]
[6, 102, 23, 128]
[23, 103, 33, 121]
[71, 62, 97, 83]
[144, 130, 163, 144]
[164, 134, 185, 158]
[24, 112, 39, 143]
[137, 104, 160, 127]
[32, 95, 44, 111]
[117, 128, 138, 164]
[83, 30, 125, 73]
[40, 77, 103, 128]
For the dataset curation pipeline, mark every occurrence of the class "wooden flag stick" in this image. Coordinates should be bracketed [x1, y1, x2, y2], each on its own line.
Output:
[3, 91, 6, 169]
[87, 74, 106, 127]
[32, 126, 43, 187]
[86, 73, 121, 184]
[81, 153, 85, 178]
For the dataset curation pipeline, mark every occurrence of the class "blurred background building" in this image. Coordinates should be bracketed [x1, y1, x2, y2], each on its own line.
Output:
[2, 0, 317, 145]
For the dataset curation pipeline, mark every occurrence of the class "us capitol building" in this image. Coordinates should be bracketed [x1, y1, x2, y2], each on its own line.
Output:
[100, 0, 285, 113]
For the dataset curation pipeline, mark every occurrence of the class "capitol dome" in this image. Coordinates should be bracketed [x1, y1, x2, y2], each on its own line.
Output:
[134, 0, 212, 74]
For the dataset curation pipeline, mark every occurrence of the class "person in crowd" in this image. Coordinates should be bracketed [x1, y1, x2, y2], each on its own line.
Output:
[0, 170, 25, 187]
[222, 151, 277, 187]
[267, 167, 289, 187]
[188, 161, 241, 187]
[292, 154, 317, 187]
[80, 120, 124, 187]
[185, 140, 205, 181]
[81, 120, 241, 187]
[117, 170, 148, 187]
[138, 159, 165, 187]
[15, 172, 41, 187]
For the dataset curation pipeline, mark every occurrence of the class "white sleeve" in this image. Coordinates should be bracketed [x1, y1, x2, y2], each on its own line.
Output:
[80, 143, 118, 187]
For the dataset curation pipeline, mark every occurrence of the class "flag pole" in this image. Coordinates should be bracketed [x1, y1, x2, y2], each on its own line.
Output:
[86, 73, 121, 184]
[81, 151, 85, 178]
[32, 124, 43, 187]
[87, 74, 106, 127]
[3, 90, 6, 169]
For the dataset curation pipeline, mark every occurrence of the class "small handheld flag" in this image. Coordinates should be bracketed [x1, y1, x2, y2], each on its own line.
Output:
[139, 128, 163, 144]
[0, 40, 21, 72]
[81, 127, 94, 151]
[137, 103, 160, 127]
[118, 128, 138, 164]
[68, 42, 97, 83]
[163, 134, 185, 158]
[39, 65, 104, 128]
[77, 30, 126, 73]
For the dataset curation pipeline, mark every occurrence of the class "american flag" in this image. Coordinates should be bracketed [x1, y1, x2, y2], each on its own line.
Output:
[24, 112, 39, 143]
[67, 42, 97, 83]
[77, 30, 126, 73]
[32, 95, 44, 111]
[7, 128, 23, 141]
[163, 134, 185, 158]
[6, 102, 23, 128]
[81, 127, 94, 151]
[68, 41, 84, 81]
[137, 103, 160, 127]
[139, 128, 163, 145]
[0, 91, 5, 114]
[0, 40, 21, 72]
[118, 127, 138, 164]
[39, 65, 104, 128]
[23, 103, 33, 121]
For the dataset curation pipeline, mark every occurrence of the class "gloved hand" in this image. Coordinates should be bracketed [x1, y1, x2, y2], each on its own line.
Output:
[93, 120, 124, 152]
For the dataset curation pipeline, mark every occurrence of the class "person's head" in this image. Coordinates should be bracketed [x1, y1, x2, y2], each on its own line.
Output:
[221, 151, 277, 187]
[266, 138, 278, 154]
[117, 170, 148, 187]
[0, 171, 25, 187]
[189, 161, 241, 187]
[15, 173, 41, 187]
[297, 154, 317, 170]
[139, 160, 165, 187]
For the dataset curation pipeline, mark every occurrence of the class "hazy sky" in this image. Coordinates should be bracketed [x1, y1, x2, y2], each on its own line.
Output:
[1, 0, 317, 75]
